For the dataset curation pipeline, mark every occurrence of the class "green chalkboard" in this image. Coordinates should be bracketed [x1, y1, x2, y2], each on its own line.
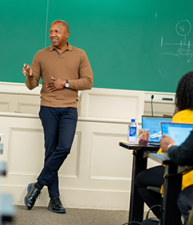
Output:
[1, 0, 193, 93]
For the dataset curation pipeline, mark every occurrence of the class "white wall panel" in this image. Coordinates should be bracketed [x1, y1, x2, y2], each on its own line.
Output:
[0, 102, 10, 112]
[8, 127, 44, 175]
[80, 88, 145, 121]
[144, 102, 175, 116]
[0, 94, 18, 112]
[17, 95, 40, 114]
[90, 132, 131, 180]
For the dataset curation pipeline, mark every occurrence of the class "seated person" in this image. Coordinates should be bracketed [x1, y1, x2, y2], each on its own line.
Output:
[161, 132, 193, 225]
[135, 71, 193, 219]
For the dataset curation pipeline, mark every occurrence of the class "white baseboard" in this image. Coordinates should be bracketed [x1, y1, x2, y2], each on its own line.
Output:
[1, 185, 130, 210]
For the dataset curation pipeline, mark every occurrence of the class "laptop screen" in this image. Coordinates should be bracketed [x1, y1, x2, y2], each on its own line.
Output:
[142, 116, 172, 143]
[161, 122, 193, 146]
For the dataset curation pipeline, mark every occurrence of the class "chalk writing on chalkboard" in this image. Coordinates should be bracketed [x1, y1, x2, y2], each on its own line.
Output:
[159, 20, 193, 78]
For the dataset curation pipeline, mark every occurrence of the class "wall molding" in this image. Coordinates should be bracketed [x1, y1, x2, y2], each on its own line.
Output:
[0, 83, 171, 210]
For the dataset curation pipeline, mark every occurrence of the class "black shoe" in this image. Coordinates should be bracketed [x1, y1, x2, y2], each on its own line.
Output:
[48, 197, 66, 214]
[24, 183, 41, 210]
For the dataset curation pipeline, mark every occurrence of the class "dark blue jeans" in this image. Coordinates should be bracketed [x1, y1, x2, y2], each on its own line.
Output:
[37, 106, 78, 198]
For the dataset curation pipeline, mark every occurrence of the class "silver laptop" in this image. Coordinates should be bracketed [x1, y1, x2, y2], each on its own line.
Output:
[142, 116, 172, 145]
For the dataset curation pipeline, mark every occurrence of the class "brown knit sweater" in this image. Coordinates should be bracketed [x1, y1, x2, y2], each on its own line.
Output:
[25, 44, 93, 108]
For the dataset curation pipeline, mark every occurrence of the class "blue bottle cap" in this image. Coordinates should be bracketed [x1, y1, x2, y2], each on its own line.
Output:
[131, 119, 135, 122]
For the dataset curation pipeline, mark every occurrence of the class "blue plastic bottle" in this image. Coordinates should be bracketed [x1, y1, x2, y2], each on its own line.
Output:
[128, 119, 137, 144]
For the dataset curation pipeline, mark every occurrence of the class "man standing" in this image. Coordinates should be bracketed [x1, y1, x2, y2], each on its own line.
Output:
[22, 20, 93, 213]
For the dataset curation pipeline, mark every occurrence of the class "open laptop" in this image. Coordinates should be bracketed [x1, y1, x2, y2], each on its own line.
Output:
[161, 122, 193, 146]
[142, 116, 172, 146]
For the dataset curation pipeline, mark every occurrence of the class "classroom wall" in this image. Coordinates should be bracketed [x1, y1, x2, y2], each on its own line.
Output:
[0, 84, 174, 210]
[0, 0, 179, 211]
[0, 87, 145, 210]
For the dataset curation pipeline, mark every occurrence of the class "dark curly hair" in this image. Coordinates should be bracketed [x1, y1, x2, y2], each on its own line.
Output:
[175, 71, 193, 111]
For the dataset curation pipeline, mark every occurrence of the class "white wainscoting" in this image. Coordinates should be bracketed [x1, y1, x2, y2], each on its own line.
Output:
[0, 83, 41, 114]
[0, 82, 175, 210]
[79, 88, 145, 122]
[0, 113, 131, 209]
[0, 82, 175, 117]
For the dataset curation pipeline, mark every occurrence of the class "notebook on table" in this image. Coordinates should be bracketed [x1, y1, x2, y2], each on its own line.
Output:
[142, 116, 172, 146]
[161, 122, 193, 146]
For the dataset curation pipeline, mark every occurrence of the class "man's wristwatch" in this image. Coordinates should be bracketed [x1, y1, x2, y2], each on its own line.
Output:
[65, 79, 69, 88]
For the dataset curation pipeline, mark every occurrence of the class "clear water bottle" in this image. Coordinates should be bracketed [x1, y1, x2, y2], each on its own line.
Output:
[128, 119, 137, 144]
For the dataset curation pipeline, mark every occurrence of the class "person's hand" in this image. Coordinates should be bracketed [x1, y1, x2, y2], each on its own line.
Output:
[47, 77, 66, 92]
[22, 64, 34, 78]
[160, 134, 175, 152]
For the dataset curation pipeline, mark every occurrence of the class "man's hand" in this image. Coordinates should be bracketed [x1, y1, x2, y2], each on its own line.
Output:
[22, 64, 34, 78]
[47, 77, 66, 92]
[160, 134, 175, 152]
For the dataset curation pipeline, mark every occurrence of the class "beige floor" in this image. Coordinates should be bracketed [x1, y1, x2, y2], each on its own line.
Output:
[6, 205, 130, 225]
